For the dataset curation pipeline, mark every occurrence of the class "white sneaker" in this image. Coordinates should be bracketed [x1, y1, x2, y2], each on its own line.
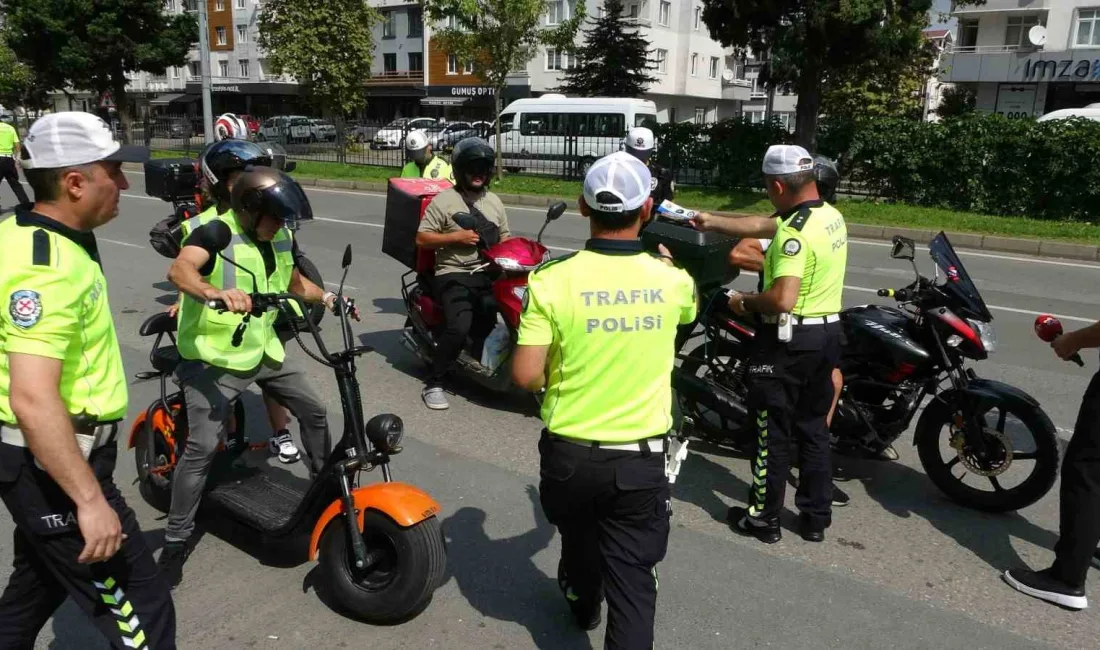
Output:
[269, 430, 301, 464]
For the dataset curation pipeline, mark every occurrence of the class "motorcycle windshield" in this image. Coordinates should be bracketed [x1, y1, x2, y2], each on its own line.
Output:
[928, 232, 993, 322]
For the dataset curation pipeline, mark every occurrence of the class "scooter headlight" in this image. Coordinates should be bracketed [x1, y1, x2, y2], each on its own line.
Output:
[365, 414, 404, 453]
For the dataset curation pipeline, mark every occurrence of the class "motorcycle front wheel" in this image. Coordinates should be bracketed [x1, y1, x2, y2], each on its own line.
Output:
[916, 397, 1059, 512]
[318, 511, 446, 624]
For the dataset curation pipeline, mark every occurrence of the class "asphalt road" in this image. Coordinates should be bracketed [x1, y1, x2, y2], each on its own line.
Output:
[2, 173, 1099, 649]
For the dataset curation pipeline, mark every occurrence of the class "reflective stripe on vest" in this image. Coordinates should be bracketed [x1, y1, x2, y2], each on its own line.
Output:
[176, 215, 296, 371]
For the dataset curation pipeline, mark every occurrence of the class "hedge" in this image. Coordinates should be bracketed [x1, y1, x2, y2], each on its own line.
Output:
[653, 114, 1100, 222]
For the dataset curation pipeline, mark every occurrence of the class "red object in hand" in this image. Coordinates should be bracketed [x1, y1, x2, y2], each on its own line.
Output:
[1035, 314, 1064, 343]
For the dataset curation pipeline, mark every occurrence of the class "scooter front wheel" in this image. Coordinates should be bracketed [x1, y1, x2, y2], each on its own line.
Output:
[318, 510, 446, 624]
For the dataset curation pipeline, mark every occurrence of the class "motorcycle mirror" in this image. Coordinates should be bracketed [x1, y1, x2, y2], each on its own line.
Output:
[341, 245, 352, 269]
[891, 236, 916, 261]
[453, 212, 477, 231]
[200, 220, 232, 253]
[547, 201, 567, 221]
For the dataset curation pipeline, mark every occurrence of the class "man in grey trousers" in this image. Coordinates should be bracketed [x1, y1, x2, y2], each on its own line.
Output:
[156, 167, 359, 588]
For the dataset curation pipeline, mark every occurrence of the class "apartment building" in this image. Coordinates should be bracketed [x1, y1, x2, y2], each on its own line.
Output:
[938, 0, 1100, 118]
[525, 0, 752, 123]
[363, 0, 427, 121]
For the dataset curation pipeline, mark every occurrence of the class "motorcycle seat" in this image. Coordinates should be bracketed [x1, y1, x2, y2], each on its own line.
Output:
[151, 345, 181, 375]
[140, 312, 178, 337]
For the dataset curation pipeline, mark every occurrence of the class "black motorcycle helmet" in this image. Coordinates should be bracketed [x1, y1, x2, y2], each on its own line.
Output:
[230, 166, 313, 234]
[813, 154, 840, 203]
[450, 137, 495, 191]
[200, 139, 274, 202]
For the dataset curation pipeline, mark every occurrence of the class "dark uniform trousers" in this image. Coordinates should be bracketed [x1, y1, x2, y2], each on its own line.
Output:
[538, 432, 671, 650]
[0, 442, 176, 650]
[0, 157, 29, 207]
[1051, 370, 1100, 588]
[746, 322, 842, 527]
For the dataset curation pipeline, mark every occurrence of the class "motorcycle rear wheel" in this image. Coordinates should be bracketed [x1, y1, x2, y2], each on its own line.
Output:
[318, 511, 446, 624]
[916, 398, 1059, 512]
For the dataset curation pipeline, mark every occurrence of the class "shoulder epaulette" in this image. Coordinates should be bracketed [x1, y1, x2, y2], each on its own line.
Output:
[32, 229, 51, 266]
[787, 205, 814, 232]
[532, 251, 579, 275]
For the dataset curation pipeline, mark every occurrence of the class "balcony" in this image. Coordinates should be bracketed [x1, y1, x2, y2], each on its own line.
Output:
[937, 41, 1098, 84]
[947, 44, 1043, 55]
[722, 76, 752, 102]
[365, 69, 425, 86]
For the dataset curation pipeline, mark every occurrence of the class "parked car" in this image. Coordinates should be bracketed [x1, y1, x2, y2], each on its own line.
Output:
[347, 122, 380, 143]
[308, 119, 338, 142]
[156, 118, 193, 139]
[429, 121, 478, 152]
[372, 117, 437, 149]
[259, 115, 313, 143]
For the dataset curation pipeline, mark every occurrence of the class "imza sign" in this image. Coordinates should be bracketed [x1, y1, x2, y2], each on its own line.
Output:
[1024, 57, 1100, 82]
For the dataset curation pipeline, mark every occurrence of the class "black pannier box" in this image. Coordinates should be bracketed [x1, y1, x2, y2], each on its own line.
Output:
[640, 218, 739, 288]
[144, 158, 200, 202]
[382, 177, 454, 270]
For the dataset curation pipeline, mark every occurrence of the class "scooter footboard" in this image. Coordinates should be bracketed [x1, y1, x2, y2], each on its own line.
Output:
[309, 482, 442, 561]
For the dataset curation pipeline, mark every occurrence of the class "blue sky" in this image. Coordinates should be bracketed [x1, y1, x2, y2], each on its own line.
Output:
[931, 0, 955, 28]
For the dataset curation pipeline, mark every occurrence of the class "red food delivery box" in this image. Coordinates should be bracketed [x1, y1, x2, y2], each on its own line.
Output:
[382, 177, 454, 270]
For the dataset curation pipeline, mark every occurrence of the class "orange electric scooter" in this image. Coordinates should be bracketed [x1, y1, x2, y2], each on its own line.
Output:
[129, 228, 446, 623]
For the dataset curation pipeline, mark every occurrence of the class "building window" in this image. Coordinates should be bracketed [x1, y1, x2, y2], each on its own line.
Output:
[446, 14, 471, 32]
[1076, 9, 1100, 47]
[651, 48, 667, 74]
[447, 54, 458, 75]
[408, 52, 423, 72]
[1005, 15, 1043, 48]
[258, 58, 268, 79]
[236, 0, 245, 8]
[747, 69, 766, 98]
[695, 107, 706, 124]
[709, 56, 719, 79]
[170, 67, 178, 79]
[215, 0, 224, 11]
[216, 26, 227, 46]
[658, 1, 670, 26]
[958, 19, 979, 48]
[383, 53, 397, 74]
[408, 9, 423, 37]
[239, 59, 249, 77]
[545, 47, 574, 71]
[690, 53, 699, 76]
[163, 0, 173, 11]
[237, 25, 248, 43]
[694, 6, 701, 30]
[382, 11, 395, 39]
[188, 61, 200, 78]
[628, 3, 639, 18]
[547, 0, 567, 25]
[218, 60, 229, 77]
[465, 60, 475, 74]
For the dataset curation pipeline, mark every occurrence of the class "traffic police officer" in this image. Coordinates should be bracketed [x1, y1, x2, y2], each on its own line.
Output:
[623, 126, 674, 208]
[401, 130, 455, 183]
[157, 166, 359, 587]
[0, 112, 176, 648]
[693, 144, 848, 544]
[0, 116, 30, 208]
[513, 151, 697, 648]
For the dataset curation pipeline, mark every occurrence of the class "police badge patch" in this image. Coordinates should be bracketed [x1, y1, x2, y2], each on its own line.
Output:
[431, 168, 439, 178]
[9, 290, 43, 329]
[782, 240, 802, 257]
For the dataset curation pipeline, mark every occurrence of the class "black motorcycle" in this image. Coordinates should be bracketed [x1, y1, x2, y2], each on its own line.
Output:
[673, 232, 1059, 513]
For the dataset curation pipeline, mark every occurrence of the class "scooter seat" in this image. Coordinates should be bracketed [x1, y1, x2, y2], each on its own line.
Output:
[140, 312, 178, 337]
[152, 346, 181, 375]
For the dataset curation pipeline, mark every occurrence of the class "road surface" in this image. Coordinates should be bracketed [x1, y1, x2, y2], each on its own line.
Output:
[1, 174, 1096, 649]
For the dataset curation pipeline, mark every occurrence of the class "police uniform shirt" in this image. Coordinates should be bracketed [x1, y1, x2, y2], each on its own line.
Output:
[0, 122, 18, 156]
[0, 208, 127, 424]
[401, 156, 455, 184]
[763, 200, 847, 318]
[517, 239, 697, 442]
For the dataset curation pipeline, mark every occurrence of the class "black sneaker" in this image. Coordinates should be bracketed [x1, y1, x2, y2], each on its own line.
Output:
[728, 506, 781, 544]
[832, 484, 851, 507]
[157, 541, 191, 589]
[557, 559, 601, 630]
[1002, 568, 1087, 610]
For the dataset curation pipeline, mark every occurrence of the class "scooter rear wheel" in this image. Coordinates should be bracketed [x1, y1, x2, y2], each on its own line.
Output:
[318, 510, 446, 624]
[134, 415, 175, 513]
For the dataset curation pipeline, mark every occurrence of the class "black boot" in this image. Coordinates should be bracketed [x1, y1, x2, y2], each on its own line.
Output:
[728, 506, 781, 544]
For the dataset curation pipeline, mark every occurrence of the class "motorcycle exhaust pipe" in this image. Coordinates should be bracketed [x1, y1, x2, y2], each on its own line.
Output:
[400, 330, 431, 363]
[673, 372, 749, 422]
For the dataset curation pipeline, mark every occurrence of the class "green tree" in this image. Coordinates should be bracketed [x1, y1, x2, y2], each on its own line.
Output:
[1, 0, 197, 141]
[0, 37, 43, 113]
[821, 40, 936, 122]
[935, 85, 977, 119]
[556, 0, 656, 97]
[422, 0, 585, 179]
[258, 0, 380, 120]
[700, 0, 982, 148]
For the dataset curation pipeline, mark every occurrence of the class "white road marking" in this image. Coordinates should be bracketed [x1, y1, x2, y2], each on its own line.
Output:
[325, 281, 360, 291]
[100, 238, 143, 249]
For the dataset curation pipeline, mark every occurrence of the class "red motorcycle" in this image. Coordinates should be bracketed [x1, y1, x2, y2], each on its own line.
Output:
[388, 180, 566, 395]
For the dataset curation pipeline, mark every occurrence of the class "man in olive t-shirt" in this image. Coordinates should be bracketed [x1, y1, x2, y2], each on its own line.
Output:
[414, 137, 511, 410]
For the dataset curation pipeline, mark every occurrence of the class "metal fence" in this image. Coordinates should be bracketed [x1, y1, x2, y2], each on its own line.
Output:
[127, 114, 712, 185]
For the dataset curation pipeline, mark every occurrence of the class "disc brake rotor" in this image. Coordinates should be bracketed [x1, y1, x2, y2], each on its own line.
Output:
[951, 426, 1013, 477]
